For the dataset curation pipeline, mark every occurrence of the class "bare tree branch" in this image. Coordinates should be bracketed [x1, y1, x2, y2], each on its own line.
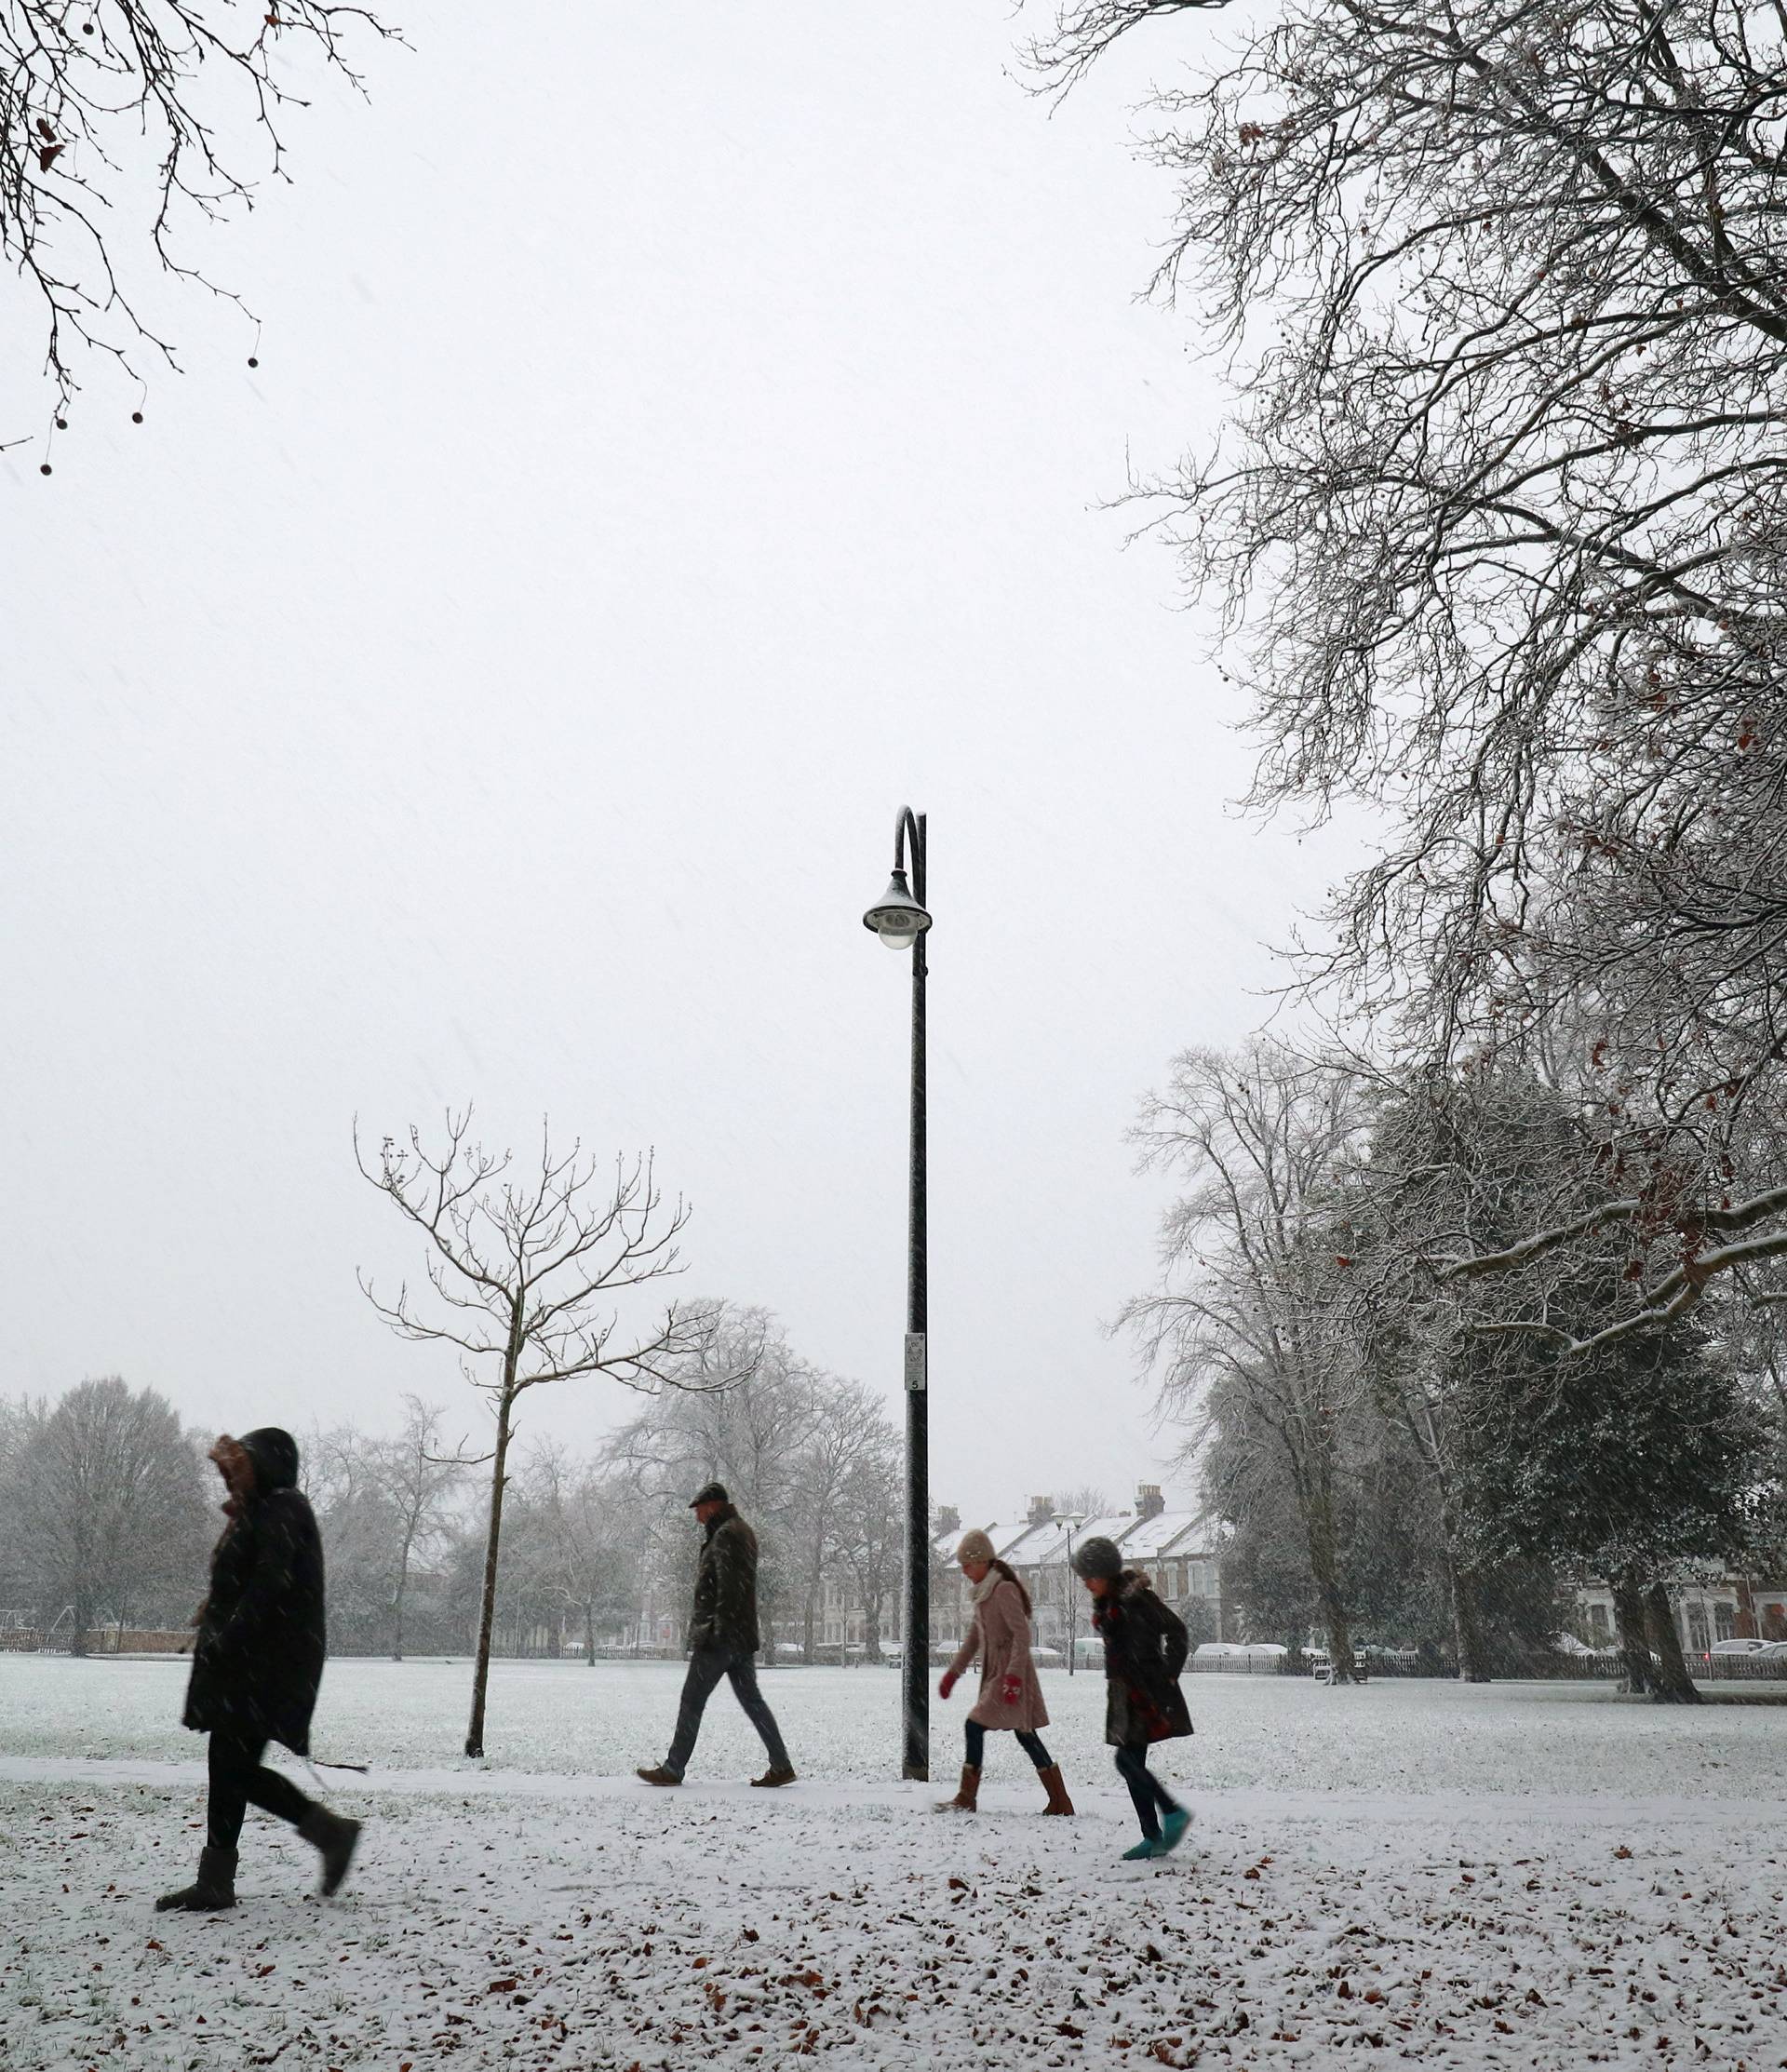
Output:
[2, 1, 398, 420]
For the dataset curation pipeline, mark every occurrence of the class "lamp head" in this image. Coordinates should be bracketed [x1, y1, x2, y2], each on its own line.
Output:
[862, 868, 932, 949]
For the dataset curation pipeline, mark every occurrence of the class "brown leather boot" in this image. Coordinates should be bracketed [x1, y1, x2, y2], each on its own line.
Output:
[1037, 1765, 1075, 1816]
[934, 1764, 979, 1811]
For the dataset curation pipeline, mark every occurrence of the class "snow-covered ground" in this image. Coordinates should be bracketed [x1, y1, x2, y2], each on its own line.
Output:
[3, 1658, 1782, 2068]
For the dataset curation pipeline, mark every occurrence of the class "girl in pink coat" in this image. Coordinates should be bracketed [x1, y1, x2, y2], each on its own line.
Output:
[935, 1528, 1074, 1814]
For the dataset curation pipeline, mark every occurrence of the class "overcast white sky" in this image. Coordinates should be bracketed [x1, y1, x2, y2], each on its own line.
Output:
[1, 1, 1359, 1520]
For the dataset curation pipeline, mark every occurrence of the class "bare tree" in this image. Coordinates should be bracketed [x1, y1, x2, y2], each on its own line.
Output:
[302, 1418, 399, 1648]
[1043, 0, 1787, 1344]
[356, 1109, 724, 1756]
[1023, 0, 1228, 99]
[834, 1422, 904, 1663]
[606, 1303, 807, 1658]
[789, 1378, 894, 1663]
[2, 1, 396, 420]
[368, 1395, 463, 1660]
[1122, 1042, 1377, 1681]
[6, 1376, 210, 1646]
[525, 1440, 643, 1665]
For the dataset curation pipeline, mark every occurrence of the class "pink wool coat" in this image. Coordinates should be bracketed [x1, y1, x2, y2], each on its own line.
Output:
[947, 1573, 1050, 1734]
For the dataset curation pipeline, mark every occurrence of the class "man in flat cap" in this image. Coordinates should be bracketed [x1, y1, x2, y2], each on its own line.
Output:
[638, 1482, 796, 1789]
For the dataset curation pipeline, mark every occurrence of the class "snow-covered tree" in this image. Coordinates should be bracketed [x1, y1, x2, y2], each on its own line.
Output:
[1043, 0, 1787, 1346]
[3, 1376, 210, 1646]
[1122, 1041, 1377, 1681]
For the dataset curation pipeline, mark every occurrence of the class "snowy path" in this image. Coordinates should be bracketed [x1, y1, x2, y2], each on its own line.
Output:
[3, 1660, 1783, 2068]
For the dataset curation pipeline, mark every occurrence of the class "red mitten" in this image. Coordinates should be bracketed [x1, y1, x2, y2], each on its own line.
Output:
[938, 1670, 959, 1701]
[1000, 1674, 1022, 1706]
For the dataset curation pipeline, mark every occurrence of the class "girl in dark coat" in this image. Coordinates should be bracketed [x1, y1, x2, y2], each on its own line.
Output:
[1071, 1536, 1192, 1861]
[157, 1427, 362, 1912]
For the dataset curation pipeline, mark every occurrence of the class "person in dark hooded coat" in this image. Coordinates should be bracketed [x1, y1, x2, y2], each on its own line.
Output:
[156, 1427, 362, 1912]
[1072, 1535, 1192, 1863]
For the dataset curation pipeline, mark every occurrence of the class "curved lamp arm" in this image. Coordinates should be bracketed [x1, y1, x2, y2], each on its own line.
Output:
[894, 806, 926, 907]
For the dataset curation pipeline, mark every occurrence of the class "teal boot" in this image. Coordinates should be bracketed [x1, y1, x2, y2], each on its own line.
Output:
[1160, 1809, 1192, 1853]
[1122, 1836, 1162, 1861]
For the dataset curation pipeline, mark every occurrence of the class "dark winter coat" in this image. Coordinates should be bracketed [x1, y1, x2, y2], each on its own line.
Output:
[687, 1504, 761, 1655]
[1092, 1570, 1192, 1748]
[181, 1428, 327, 1756]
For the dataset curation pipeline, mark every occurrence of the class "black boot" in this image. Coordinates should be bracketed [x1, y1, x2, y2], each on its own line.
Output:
[155, 1845, 237, 1912]
[297, 1805, 362, 1898]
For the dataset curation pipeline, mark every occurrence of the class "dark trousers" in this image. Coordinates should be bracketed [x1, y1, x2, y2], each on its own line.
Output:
[665, 1646, 790, 1779]
[207, 1729, 314, 1852]
[964, 1719, 1053, 1770]
[1114, 1742, 1181, 1840]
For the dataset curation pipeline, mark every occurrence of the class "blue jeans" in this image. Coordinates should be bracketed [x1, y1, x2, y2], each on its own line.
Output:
[1114, 1743, 1181, 1839]
[964, 1719, 1053, 1770]
[665, 1646, 790, 1779]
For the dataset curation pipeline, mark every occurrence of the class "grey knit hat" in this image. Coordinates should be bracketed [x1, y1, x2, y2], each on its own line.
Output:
[1070, 1535, 1123, 1581]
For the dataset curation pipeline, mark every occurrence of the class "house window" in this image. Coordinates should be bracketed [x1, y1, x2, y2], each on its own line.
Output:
[1586, 1602, 1610, 1638]
[1714, 1602, 1737, 1642]
[1686, 1604, 1710, 1653]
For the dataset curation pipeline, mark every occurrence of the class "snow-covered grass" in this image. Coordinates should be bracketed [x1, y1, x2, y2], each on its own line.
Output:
[1, 1652, 1780, 1796]
[3, 1659, 1784, 2069]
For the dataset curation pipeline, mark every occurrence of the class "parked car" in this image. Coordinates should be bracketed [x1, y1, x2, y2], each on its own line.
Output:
[1192, 1641, 1287, 1675]
[1702, 1638, 1770, 1671]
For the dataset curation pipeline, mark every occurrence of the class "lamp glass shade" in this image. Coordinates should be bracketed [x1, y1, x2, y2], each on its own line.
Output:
[862, 868, 932, 948]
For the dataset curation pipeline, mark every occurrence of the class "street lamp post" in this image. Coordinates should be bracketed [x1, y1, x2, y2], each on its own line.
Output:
[862, 807, 933, 1782]
[1056, 1514, 1085, 1677]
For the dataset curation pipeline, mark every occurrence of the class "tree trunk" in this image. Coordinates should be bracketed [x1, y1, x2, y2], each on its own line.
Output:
[1644, 1582, 1702, 1705]
[70, 1594, 92, 1658]
[464, 1389, 517, 1757]
[1448, 1556, 1494, 1682]
[393, 1527, 414, 1662]
[1302, 1492, 1361, 1684]
[584, 1596, 596, 1666]
[803, 1584, 818, 1664]
[1611, 1572, 1651, 1694]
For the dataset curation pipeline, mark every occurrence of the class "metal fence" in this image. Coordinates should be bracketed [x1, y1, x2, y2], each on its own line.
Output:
[1195, 1647, 1787, 1682]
